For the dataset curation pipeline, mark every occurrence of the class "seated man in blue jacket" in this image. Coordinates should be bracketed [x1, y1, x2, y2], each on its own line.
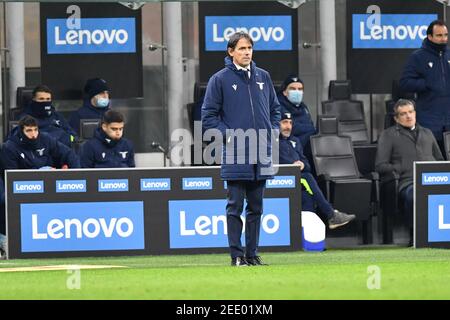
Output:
[278, 112, 355, 229]
[2, 115, 80, 169]
[69, 78, 111, 136]
[80, 110, 135, 168]
[278, 74, 317, 168]
[17, 85, 77, 148]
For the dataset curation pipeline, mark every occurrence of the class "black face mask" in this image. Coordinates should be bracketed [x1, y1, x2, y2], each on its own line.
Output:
[30, 100, 53, 118]
[427, 38, 447, 52]
[19, 130, 39, 149]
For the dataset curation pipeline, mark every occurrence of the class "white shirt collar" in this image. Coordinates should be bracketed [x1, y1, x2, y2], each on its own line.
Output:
[234, 63, 250, 72]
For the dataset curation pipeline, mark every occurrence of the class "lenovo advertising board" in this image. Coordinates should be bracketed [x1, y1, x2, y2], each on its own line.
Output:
[347, 0, 441, 93]
[199, 1, 298, 83]
[40, 3, 143, 99]
[5, 166, 302, 259]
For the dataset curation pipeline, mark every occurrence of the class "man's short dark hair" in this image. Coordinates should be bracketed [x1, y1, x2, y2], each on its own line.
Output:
[393, 99, 416, 116]
[18, 115, 38, 130]
[427, 20, 447, 36]
[102, 110, 125, 125]
[227, 32, 254, 53]
[32, 85, 52, 98]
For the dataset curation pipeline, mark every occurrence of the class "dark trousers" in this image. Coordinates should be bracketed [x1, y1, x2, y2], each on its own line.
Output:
[301, 172, 334, 219]
[226, 180, 265, 259]
[400, 183, 414, 227]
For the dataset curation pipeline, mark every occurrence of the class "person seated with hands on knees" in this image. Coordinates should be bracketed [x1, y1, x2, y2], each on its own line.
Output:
[278, 112, 356, 229]
[1, 115, 80, 170]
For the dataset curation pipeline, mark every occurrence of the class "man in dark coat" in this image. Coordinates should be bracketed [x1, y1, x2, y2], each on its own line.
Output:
[376, 99, 443, 228]
[399, 20, 450, 153]
[202, 31, 281, 266]
[278, 112, 355, 229]
[2, 115, 80, 170]
[17, 85, 77, 148]
[80, 110, 135, 168]
[69, 78, 111, 136]
[277, 74, 316, 167]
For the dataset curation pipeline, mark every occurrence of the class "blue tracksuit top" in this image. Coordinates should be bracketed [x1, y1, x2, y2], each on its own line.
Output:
[2, 127, 80, 169]
[18, 104, 77, 148]
[68, 99, 110, 136]
[80, 127, 135, 168]
[279, 134, 311, 173]
[202, 56, 281, 181]
[399, 38, 450, 138]
[277, 93, 317, 149]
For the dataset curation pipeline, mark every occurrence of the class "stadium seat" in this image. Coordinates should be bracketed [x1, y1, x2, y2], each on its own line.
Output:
[11, 86, 34, 121]
[444, 131, 450, 160]
[79, 119, 100, 141]
[310, 115, 379, 244]
[379, 171, 401, 244]
[321, 80, 369, 145]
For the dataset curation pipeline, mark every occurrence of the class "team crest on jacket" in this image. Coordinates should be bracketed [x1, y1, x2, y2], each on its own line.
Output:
[102, 152, 106, 159]
[256, 82, 264, 90]
[232, 84, 237, 91]
[36, 148, 45, 156]
[290, 140, 296, 148]
[428, 62, 433, 68]
[119, 151, 128, 159]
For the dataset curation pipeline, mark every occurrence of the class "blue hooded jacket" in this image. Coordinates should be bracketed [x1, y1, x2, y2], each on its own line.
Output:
[2, 127, 80, 169]
[69, 99, 110, 136]
[279, 134, 311, 173]
[277, 93, 316, 150]
[80, 127, 135, 168]
[202, 57, 281, 181]
[18, 103, 77, 148]
[399, 38, 450, 137]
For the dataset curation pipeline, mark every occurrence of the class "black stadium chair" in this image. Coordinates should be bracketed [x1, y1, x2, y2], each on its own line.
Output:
[321, 80, 369, 145]
[310, 115, 379, 244]
[79, 119, 100, 141]
[11, 86, 34, 121]
[444, 131, 450, 160]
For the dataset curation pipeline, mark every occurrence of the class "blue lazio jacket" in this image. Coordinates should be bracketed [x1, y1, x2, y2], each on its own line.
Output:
[399, 38, 450, 135]
[2, 127, 80, 169]
[80, 127, 135, 168]
[69, 100, 110, 136]
[18, 104, 77, 148]
[279, 135, 311, 173]
[277, 93, 317, 150]
[202, 57, 281, 181]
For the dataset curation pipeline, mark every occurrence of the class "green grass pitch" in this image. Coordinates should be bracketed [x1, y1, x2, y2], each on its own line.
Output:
[1, 247, 450, 300]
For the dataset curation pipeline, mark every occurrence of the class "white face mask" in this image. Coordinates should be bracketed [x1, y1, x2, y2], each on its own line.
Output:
[287, 90, 303, 105]
[96, 97, 110, 108]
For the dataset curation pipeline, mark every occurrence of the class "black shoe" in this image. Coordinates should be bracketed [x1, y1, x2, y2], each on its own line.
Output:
[231, 256, 249, 267]
[328, 210, 356, 229]
[246, 256, 268, 266]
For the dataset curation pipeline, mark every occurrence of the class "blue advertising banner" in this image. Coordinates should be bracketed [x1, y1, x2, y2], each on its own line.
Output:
[352, 14, 437, 49]
[98, 179, 129, 192]
[140, 178, 171, 191]
[169, 198, 291, 249]
[428, 195, 450, 242]
[205, 15, 292, 51]
[20, 201, 145, 252]
[47, 18, 136, 54]
[13, 181, 44, 194]
[422, 173, 450, 186]
[56, 180, 87, 193]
